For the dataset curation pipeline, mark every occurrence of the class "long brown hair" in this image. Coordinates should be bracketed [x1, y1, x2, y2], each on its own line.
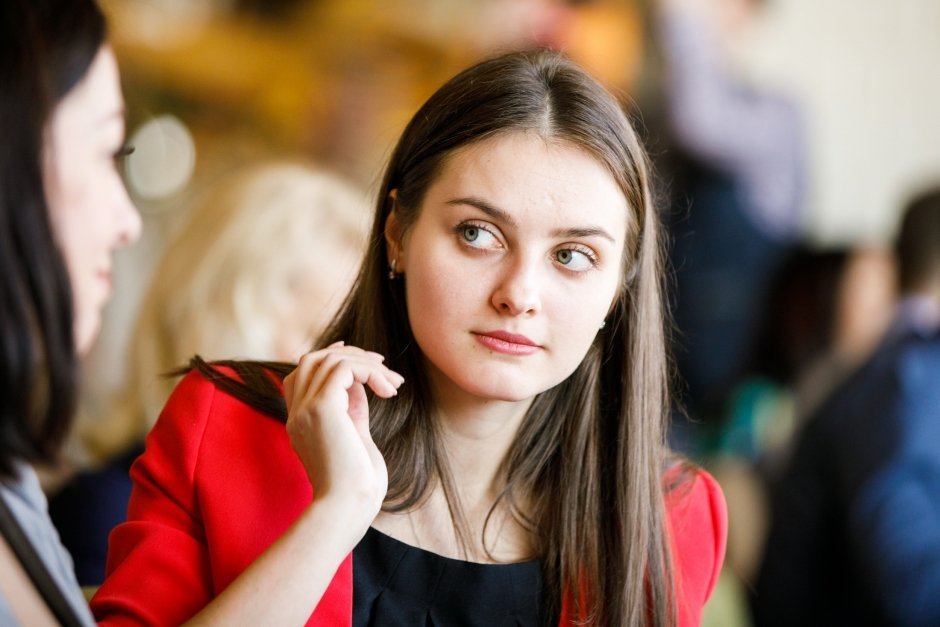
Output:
[195, 49, 677, 626]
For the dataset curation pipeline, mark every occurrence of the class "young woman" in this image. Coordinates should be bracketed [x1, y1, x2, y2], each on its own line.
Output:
[0, 0, 140, 624]
[93, 50, 726, 626]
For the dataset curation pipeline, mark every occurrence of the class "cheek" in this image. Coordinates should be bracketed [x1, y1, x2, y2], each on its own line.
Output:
[554, 300, 602, 348]
[402, 242, 489, 357]
[48, 196, 86, 282]
[549, 275, 618, 351]
[56, 206, 97, 280]
[51, 208, 101, 353]
[404, 252, 460, 330]
[47, 157, 96, 249]
[46, 162, 111, 340]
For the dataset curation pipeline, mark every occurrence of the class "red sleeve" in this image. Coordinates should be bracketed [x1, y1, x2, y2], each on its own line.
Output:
[91, 370, 218, 626]
[666, 468, 728, 627]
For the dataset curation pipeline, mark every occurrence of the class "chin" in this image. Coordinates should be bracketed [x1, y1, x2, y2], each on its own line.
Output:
[455, 374, 546, 403]
[479, 389, 537, 403]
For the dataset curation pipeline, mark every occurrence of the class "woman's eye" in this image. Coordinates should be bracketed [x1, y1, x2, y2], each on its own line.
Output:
[555, 247, 595, 271]
[112, 144, 135, 163]
[458, 224, 498, 249]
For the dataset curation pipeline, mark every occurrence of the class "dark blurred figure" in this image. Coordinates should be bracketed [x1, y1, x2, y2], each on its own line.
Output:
[739, 247, 895, 463]
[752, 188, 940, 627]
[707, 249, 852, 462]
[753, 250, 851, 389]
[650, 0, 805, 451]
[704, 246, 894, 595]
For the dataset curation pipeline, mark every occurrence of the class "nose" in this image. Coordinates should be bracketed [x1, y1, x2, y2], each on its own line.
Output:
[114, 182, 142, 247]
[491, 253, 542, 316]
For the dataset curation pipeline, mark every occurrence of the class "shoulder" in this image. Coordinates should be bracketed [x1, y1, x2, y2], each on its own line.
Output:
[897, 333, 940, 405]
[142, 365, 285, 478]
[164, 367, 225, 415]
[664, 465, 728, 612]
[160, 362, 286, 429]
[153, 367, 235, 445]
[0, 466, 96, 625]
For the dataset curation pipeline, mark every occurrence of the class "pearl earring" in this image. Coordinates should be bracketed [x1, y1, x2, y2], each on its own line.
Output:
[388, 258, 397, 280]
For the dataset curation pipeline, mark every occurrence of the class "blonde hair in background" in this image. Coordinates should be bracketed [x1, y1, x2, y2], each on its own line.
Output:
[84, 161, 369, 461]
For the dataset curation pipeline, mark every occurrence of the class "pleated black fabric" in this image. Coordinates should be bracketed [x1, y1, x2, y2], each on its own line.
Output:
[353, 527, 556, 626]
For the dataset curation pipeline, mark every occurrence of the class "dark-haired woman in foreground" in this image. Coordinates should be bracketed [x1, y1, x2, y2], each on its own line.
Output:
[0, 0, 140, 624]
[93, 49, 726, 626]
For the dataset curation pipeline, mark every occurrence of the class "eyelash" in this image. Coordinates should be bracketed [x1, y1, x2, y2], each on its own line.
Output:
[454, 222, 499, 250]
[113, 144, 135, 161]
[454, 221, 599, 271]
[557, 245, 599, 270]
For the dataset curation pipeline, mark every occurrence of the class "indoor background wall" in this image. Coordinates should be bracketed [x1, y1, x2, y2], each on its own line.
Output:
[743, 0, 940, 245]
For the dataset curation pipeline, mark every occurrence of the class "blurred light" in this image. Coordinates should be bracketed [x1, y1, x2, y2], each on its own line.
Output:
[126, 115, 196, 200]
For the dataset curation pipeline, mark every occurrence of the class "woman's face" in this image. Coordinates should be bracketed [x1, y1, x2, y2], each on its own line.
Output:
[45, 45, 141, 354]
[388, 132, 628, 406]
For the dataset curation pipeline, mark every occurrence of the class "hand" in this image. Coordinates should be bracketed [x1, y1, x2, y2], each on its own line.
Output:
[283, 342, 403, 531]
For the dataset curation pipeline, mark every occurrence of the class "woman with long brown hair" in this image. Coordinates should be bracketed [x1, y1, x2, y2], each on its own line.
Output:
[93, 49, 726, 626]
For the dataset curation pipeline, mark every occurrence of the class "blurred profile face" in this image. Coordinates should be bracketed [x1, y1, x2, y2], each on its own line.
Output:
[835, 248, 897, 364]
[45, 45, 141, 354]
[388, 132, 628, 407]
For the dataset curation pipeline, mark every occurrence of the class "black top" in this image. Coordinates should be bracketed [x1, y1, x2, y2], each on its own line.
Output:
[353, 527, 556, 626]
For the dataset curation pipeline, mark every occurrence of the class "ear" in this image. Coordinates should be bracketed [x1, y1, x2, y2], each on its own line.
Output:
[384, 190, 406, 273]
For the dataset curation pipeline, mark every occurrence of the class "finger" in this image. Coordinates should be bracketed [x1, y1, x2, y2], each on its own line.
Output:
[290, 345, 370, 400]
[306, 353, 402, 404]
[299, 358, 402, 421]
[283, 369, 296, 406]
[288, 346, 400, 413]
[287, 352, 326, 413]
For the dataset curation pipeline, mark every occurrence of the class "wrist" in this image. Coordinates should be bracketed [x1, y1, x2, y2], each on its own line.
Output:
[299, 490, 379, 552]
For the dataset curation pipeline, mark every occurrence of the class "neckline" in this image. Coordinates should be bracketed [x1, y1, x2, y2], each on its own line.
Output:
[365, 526, 540, 568]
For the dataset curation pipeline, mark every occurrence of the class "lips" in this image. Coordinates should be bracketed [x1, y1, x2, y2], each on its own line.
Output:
[473, 330, 541, 356]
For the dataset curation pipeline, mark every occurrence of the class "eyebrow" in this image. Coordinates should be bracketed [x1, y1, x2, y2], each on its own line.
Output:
[446, 196, 616, 243]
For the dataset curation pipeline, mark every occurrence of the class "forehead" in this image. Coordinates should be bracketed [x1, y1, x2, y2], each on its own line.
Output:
[427, 132, 629, 236]
[52, 46, 123, 135]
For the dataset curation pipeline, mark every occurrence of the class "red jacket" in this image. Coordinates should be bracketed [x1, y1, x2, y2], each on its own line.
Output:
[92, 370, 727, 626]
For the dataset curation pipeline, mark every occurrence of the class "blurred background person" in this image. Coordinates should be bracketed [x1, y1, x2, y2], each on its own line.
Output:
[48, 161, 369, 586]
[715, 246, 896, 471]
[649, 0, 805, 454]
[695, 244, 895, 626]
[0, 0, 140, 623]
[752, 186, 940, 626]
